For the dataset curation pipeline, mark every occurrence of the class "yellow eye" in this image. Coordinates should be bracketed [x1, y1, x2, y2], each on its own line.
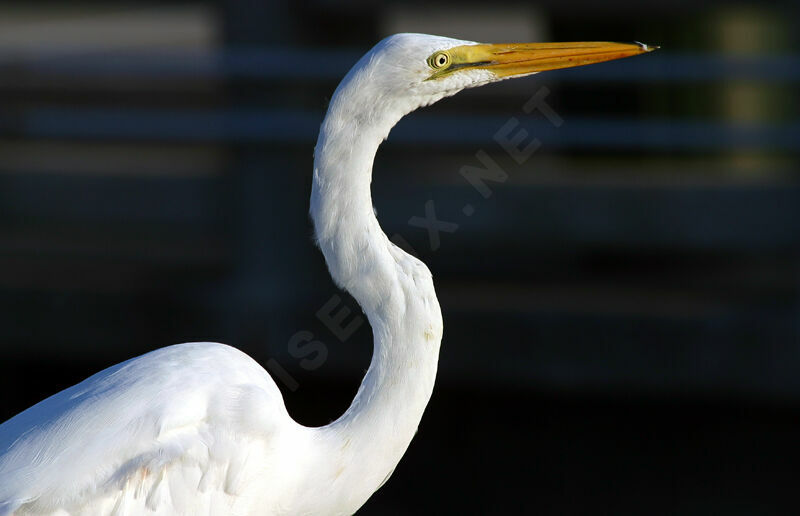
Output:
[428, 52, 450, 69]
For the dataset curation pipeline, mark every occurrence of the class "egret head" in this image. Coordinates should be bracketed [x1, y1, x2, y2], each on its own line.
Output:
[328, 33, 655, 129]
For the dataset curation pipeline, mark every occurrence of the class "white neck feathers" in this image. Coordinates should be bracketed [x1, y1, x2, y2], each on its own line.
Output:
[304, 72, 443, 513]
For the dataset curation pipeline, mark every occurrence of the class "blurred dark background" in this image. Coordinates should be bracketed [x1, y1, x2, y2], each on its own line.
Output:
[1, 1, 799, 514]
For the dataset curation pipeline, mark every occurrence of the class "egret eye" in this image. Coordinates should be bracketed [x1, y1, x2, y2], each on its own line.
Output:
[428, 52, 450, 69]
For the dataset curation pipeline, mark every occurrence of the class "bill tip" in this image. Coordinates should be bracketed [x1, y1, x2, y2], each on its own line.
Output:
[634, 41, 660, 52]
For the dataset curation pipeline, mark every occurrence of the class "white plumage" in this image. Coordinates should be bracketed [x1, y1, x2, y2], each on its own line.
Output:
[0, 34, 652, 515]
[1, 343, 290, 514]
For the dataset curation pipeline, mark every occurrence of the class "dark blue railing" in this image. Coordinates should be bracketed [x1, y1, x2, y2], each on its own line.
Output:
[11, 107, 800, 151]
[2, 49, 799, 82]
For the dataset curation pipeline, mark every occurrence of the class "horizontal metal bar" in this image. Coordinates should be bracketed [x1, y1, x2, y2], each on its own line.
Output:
[2, 49, 799, 83]
[11, 107, 800, 151]
[0, 173, 221, 225]
[0, 173, 797, 250]
[377, 183, 800, 251]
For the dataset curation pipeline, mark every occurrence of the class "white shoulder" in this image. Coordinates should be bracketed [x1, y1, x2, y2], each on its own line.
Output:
[0, 343, 291, 515]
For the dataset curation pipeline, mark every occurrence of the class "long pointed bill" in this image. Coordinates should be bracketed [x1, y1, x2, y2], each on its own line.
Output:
[427, 41, 657, 80]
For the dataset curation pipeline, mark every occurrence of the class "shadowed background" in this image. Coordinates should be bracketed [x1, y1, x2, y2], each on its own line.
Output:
[0, 1, 799, 514]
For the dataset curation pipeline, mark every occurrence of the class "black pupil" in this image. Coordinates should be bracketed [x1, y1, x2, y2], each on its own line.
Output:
[437, 55, 445, 65]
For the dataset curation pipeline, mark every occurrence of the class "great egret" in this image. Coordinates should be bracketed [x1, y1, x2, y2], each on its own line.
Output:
[0, 34, 653, 515]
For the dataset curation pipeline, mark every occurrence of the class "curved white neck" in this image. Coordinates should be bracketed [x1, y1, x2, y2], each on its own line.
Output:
[303, 84, 443, 513]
